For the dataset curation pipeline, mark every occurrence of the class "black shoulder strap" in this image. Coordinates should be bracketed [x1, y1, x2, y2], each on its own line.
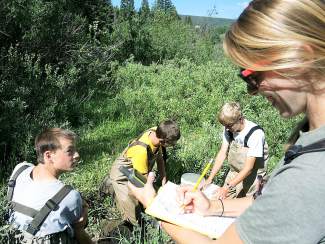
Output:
[129, 140, 155, 159]
[130, 128, 156, 144]
[284, 138, 325, 165]
[25, 185, 73, 235]
[7, 164, 31, 201]
[226, 130, 234, 142]
[244, 125, 263, 147]
[162, 146, 167, 162]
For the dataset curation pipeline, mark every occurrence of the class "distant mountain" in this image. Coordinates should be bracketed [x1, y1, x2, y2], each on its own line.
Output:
[180, 15, 234, 27]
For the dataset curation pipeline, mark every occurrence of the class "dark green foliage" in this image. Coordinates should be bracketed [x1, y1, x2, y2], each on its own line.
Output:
[120, 0, 135, 20]
[153, 0, 177, 16]
[184, 16, 193, 25]
[140, 11, 215, 63]
[0, 0, 118, 179]
[163, 0, 175, 12]
[153, 0, 164, 10]
[139, 0, 150, 18]
[180, 15, 234, 27]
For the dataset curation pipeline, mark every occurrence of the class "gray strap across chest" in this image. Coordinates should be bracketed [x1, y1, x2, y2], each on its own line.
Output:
[7, 164, 30, 201]
[7, 165, 73, 235]
[25, 185, 73, 235]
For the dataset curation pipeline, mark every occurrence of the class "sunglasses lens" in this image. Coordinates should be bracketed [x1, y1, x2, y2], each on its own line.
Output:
[247, 84, 258, 95]
[239, 69, 260, 95]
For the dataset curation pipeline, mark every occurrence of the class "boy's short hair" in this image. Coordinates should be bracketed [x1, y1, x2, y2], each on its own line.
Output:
[218, 102, 243, 125]
[35, 128, 77, 163]
[156, 120, 181, 144]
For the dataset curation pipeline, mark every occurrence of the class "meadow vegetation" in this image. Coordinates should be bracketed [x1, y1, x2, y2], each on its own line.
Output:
[0, 0, 298, 242]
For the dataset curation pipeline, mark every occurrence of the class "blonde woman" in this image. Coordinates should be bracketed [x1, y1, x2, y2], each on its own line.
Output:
[129, 0, 325, 243]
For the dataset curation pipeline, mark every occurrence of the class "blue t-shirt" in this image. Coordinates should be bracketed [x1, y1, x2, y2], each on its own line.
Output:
[8, 162, 82, 237]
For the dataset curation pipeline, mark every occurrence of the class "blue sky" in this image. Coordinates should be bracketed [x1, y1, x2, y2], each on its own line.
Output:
[111, 0, 250, 19]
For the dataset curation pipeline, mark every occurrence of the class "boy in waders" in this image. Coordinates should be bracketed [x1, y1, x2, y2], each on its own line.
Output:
[100, 120, 180, 226]
[203, 102, 268, 199]
[6, 128, 93, 243]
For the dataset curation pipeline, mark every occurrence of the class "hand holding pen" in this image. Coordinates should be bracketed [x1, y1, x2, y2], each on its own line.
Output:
[176, 185, 211, 215]
[177, 159, 213, 214]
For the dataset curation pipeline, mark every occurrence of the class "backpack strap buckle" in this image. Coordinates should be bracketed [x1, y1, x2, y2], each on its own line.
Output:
[8, 180, 16, 188]
[45, 199, 58, 210]
[284, 144, 303, 164]
[26, 223, 39, 235]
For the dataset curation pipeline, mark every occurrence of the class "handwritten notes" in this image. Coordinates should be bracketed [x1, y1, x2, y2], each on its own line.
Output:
[145, 182, 235, 239]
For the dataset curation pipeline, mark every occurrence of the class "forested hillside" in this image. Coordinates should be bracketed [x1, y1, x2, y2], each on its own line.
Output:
[180, 15, 234, 27]
[0, 0, 298, 242]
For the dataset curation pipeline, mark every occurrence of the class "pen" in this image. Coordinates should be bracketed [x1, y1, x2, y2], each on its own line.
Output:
[192, 159, 213, 191]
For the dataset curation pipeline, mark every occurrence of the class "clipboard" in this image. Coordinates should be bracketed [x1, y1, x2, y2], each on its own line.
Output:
[145, 181, 235, 239]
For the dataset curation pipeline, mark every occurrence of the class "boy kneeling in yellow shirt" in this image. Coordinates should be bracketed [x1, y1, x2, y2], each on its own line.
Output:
[100, 120, 180, 226]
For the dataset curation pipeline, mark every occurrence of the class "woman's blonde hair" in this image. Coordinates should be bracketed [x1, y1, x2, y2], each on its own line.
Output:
[223, 0, 325, 79]
[218, 102, 243, 125]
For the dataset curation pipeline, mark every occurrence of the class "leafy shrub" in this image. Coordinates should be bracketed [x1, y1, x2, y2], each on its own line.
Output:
[0, 0, 118, 180]
[95, 57, 298, 181]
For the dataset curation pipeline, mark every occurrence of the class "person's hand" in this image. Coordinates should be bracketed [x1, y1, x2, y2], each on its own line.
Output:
[73, 199, 89, 231]
[128, 172, 157, 208]
[216, 186, 229, 200]
[176, 185, 211, 216]
[162, 176, 167, 186]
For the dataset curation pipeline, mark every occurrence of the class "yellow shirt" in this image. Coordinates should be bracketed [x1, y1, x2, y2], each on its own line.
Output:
[125, 128, 159, 174]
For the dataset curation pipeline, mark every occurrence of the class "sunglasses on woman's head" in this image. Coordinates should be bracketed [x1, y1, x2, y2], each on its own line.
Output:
[238, 68, 263, 95]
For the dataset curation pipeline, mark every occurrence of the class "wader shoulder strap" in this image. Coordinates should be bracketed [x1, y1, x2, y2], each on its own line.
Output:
[26, 185, 73, 235]
[7, 164, 31, 201]
[244, 125, 264, 147]
[128, 128, 157, 160]
[162, 146, 167, 162]
[130, 128, 156, 145]
[226, 130, 234, 142]
[284, 138, 325, 165]
[9, 202, 38, 218]
[128, 140, 155, 160]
